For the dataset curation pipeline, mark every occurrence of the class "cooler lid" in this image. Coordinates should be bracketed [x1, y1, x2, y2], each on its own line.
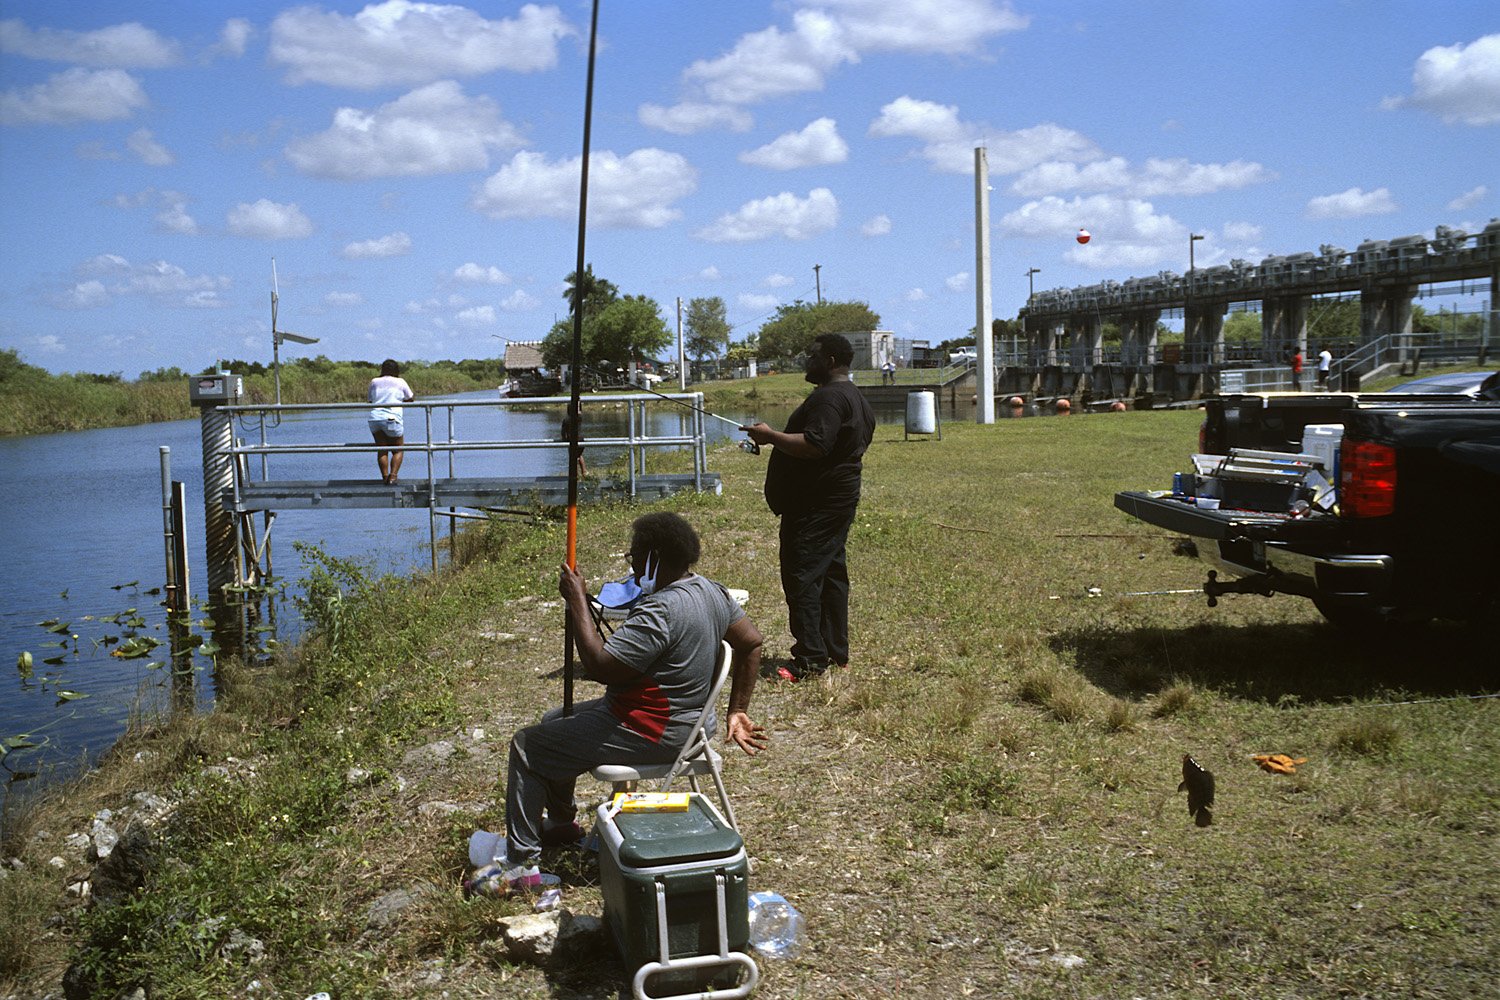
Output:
[613, 795, 744, 868]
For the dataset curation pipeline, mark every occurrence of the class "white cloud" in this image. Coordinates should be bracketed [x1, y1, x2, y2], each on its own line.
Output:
[1383, 33, 1500, 126]
[61, 255, 229, 308]
[639, 101, 752, 134]
[1000, 194, 1186, 269]
[35, 334, 66, 353]
[325, 291, 364, 306]
[699, 266, 722, 280]
[155, 191, 197, 234]
[342, 232, 412, 259]
[270, 1, 574, 88]
[127, 128, 173, 166]
[764, 273, 795, 287]
[474, 149, 697, 229]
[456, 305, 496, 326]
[740, 117, 848, 169]
[861, 213, 892, 236]
[1305, 187, 1398, 219]
[500, 289, 539, 311]
[869, 97, 1099, 174]
[696, 188, 839, 242]
[945, 272, 969, 291]
[684, 10, 856, 105]
[454, 262, 511, 284]
[286, 81, 523, 179]
[215, 19, 253, 58]
[1449, 185, 1488, 210]
[0, 68, 147, 125]
[807, 0, 1028, 55]
[1011, 156, 1272, 197]
[905, 287, 927, 301]
[227, 199, 313, 239]
[1222, 221, 1263, 243]
[0, 19, 180, 67]
[677, 2, 1025, 107]
[61, 280, 109, 309]
[738, 292, 779, 311]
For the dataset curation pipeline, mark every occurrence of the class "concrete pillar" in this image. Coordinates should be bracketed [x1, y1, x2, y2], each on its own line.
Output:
[1078, 312, 1103, 366]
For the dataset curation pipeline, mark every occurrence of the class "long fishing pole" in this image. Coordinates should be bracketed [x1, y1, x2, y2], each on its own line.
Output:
[612, 380, 758, 437]
[563, 0, 601, 717]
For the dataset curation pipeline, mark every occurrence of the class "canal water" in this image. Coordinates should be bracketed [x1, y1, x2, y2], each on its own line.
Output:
[0, 386, 1009, 811]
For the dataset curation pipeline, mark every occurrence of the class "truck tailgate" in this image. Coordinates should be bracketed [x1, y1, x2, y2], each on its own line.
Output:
[1113, 491, 1347, 543]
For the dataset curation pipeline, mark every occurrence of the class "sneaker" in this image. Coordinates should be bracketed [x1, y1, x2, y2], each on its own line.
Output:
[772, 665, 801, 683]
[540, 820, 586, 847]
[463, 860, 559, 898]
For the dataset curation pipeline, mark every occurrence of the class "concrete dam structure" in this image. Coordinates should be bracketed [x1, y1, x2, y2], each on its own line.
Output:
[1016, 220, 1499, 401]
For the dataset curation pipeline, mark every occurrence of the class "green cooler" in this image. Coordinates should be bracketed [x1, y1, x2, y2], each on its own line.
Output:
[595, 794, 759, 1000]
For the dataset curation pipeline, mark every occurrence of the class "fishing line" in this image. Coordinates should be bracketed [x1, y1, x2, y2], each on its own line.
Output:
[608, 381, 761, 451]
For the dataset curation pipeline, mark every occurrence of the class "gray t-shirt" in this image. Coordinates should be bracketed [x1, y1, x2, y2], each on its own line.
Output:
[602, 574, 745, 748]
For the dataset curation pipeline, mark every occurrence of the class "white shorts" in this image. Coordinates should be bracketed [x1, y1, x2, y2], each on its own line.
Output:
[369, 418, 403, 438]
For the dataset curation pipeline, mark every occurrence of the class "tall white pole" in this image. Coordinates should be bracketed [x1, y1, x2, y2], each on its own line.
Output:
[676, 296, 686, 390]
[974, 146, 996, 424]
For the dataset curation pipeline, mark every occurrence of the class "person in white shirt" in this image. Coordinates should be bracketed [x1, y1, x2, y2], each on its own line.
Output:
[1315, 346, 1333, 389]
[367, 359, 415, 484]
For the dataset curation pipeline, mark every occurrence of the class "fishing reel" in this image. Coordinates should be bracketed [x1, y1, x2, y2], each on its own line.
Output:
[740, 438, 761, 455]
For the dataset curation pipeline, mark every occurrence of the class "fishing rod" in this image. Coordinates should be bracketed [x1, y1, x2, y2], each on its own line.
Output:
[561, 0, 601, 717]
[608, 380, 761, 453]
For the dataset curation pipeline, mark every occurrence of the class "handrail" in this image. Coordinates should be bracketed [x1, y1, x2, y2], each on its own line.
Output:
[218, 391, 713, 499]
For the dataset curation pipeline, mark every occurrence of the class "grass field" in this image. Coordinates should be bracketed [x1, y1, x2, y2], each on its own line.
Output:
[3, 406, 1495, 999]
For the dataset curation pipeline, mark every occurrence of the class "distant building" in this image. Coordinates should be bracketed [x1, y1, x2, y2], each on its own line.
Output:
[836, 330, 895, 370]
[502, 340, 545, 375]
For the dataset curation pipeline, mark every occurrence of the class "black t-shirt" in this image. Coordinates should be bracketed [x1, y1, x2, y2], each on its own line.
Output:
[764, 379, 875, 515]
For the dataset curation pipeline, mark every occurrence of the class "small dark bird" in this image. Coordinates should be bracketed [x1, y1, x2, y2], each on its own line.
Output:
[1179, 754, 1215, 827]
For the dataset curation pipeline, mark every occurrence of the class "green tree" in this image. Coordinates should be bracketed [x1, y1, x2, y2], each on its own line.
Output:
[684, 296, 731, 363]
[1222, 311, 1261, 343]
[756, 299, 880, 361]
[593, 295, 670, 363]
[539, 295, 670, 369]
[563, 264, 619, 319]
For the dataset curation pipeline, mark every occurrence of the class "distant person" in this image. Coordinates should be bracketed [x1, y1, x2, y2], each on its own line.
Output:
[1316, 345, 1333, 389]
[368, 359, 414, 484]
[1289, 347, 1304, 391]
[742, 333, 876, 681]
[881, 359, 896, 385]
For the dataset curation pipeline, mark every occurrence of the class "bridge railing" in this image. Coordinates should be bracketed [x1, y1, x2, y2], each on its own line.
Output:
[218, 391, 714, 502]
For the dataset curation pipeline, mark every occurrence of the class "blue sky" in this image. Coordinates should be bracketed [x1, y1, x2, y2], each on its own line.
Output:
[1, 0, 1496, 376]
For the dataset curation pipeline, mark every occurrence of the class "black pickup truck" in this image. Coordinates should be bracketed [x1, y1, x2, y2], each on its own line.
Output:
[1114, 373, 1500, 630]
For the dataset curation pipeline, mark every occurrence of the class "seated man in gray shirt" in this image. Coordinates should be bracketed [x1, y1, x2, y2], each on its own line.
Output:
[489, 512, 767, 891]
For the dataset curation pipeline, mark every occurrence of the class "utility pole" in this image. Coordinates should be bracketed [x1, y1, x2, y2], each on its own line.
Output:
[813, 264, 822, 304]
[973, 146, 995, 424]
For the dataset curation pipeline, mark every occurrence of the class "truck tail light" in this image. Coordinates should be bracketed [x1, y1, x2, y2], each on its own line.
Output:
[1340, 439, 1396, 518]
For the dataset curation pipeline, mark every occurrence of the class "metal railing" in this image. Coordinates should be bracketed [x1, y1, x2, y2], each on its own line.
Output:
[221, 391, 713, 501]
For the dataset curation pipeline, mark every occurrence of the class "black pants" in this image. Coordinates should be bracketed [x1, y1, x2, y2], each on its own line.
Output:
[778, 505, 856, 669]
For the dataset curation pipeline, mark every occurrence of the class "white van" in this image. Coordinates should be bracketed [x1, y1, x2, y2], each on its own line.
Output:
[948, 347, 977, 365]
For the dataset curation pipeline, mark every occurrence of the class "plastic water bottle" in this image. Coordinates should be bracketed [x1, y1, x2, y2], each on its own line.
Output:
[748, 891, 805, 959]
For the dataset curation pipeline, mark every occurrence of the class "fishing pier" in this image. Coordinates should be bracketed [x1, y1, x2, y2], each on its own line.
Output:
[182, 379, 722, 602]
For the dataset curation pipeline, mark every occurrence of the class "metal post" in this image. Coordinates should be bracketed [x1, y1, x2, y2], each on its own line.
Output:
[973, 146, 995, 423]
[199, 400, 237, 596]
[676, 296, 686, 391]
[813, 264, 822, 304]
[159, 446, 178, 611]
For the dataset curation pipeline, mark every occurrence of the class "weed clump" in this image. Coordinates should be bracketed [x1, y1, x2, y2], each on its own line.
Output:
[1330, 715, 1402, 757]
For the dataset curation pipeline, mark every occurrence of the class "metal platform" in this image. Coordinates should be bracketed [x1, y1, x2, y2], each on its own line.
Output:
[228, 473, 721, 513]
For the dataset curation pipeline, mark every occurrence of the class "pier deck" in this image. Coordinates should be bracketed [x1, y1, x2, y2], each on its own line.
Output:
[227, 473, 721, 512]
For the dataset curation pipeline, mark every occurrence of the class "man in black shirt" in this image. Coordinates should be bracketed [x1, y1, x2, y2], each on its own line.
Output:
[742, 333, 876, 680]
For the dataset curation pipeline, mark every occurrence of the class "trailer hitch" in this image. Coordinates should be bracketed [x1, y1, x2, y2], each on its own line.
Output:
[1204, 570, 1277, 607]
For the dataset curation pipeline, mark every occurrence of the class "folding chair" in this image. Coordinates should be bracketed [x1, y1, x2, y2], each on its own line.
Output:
[591, 640, 739, 831]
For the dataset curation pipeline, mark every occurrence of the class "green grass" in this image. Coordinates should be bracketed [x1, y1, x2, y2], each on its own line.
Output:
[4, 408, 1496, 998]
